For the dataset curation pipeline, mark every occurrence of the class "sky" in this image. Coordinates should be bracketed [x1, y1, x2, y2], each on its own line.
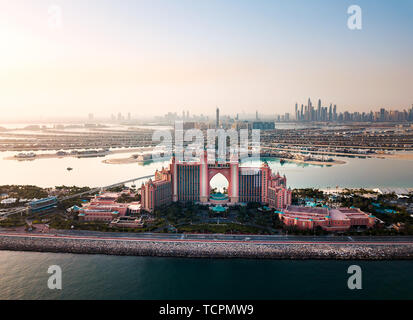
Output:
[0, 0, 412, 120]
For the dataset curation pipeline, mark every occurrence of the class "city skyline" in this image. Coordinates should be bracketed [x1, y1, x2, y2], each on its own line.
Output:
[1, 0, 413, 120]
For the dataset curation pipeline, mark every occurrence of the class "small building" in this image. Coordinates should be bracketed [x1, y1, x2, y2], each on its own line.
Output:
[109, 217, 144, 228]
[1, 198, 17, 204]
[28, 197, 58, 212]
[209, 205, 228, 215]
[77, 192, 140, 222]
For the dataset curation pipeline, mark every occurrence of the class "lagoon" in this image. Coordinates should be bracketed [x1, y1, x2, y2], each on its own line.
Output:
[0, 151, 412, 190]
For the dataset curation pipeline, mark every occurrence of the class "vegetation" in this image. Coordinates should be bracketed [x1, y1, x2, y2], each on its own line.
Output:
[106, 185, 126, 192]
[153, 202, 201, 225]
[117, 193, 141, 203]
[338, 193, 413, 228]
[54, 185, 91, 194]
[0, 185, 48, 200]
[292, 188, 326, 203]
[0, 216, 26, 227]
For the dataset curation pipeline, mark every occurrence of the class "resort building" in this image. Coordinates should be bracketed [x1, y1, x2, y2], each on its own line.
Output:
[140, 152, 292, 212]
[140, 168, 173, 212]
[278, 205, 376, 232]
[78, 192, 140, 222]
[29, 196, 58, 213]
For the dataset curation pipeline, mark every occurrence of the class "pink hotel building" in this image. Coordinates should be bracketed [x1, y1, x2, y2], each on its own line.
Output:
[78, 192, 140, 222]
[278, 205, 376, 232]
[140, 152, 292, 212]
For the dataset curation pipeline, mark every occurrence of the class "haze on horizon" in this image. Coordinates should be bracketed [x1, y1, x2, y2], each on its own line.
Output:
[1, 0, 413, 120]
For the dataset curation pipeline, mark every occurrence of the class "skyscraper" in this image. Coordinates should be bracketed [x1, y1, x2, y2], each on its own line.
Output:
[216, 107, 220, 128]
[295, 103, 298, 120]
[328, 104, 332, 121]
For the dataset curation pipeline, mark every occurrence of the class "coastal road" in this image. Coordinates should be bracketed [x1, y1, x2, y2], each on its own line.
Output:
[1, 231, 413, 246]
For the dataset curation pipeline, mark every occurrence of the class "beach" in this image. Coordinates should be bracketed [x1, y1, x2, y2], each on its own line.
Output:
[3, 147, 154, 161]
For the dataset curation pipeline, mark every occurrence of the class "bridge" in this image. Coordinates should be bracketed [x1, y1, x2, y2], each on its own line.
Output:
[58, 174, 155, 201]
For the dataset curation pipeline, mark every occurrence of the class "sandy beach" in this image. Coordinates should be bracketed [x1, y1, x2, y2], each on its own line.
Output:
[283, 158, 346, 166]
[382, 152, 413, 161]
[5, 147, 412, 165]
[103, 157, 143, 164]
[3, 147, 154, 161]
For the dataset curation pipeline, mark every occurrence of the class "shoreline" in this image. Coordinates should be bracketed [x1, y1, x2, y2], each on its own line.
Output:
[102, 156, 347, 166]
[281, 158, 346, 166]
[4, 148, 412, 164]
[102, 157, 142, 164]
[3, 147, 153, 161]
[1, 234, 412, 260]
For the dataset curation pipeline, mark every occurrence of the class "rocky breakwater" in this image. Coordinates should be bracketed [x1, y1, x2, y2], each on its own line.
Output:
[1, 235, 413, 260]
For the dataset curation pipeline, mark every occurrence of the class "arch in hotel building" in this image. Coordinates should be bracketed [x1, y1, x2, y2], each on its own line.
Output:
[207, 164, 237, 203]
[208, 172, 229, 193]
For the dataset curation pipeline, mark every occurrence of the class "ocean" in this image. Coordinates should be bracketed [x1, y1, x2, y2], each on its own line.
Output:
[0, 251, 412, 300]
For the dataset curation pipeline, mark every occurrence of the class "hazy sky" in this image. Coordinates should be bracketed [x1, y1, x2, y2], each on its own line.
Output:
[1, 0, 413, 120]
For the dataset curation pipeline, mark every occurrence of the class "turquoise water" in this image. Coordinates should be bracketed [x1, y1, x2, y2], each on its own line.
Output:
[1, 151, 412, 189]
[0, 251, 412, 300]
[250, 157, 413, 189]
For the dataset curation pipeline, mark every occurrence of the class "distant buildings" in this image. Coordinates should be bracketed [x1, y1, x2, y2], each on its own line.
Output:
[252, 121, 275, 131]
[294, 98, 337, 122]
[216, 107, 220, 128]
[293, 99, 413, 123]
